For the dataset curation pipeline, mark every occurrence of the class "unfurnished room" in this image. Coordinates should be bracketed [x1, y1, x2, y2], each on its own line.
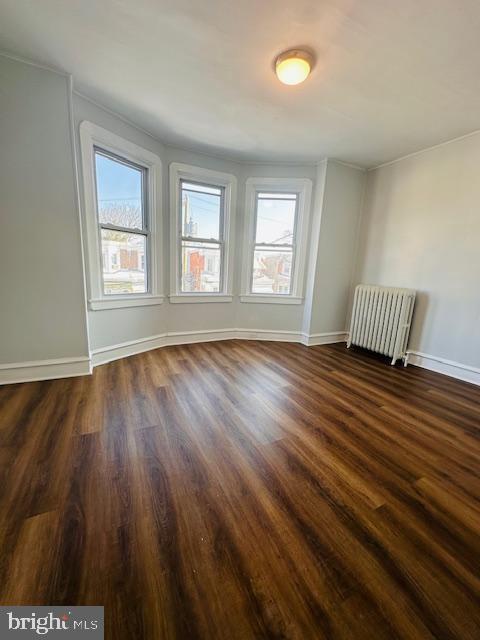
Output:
[0, 1, 479, 638]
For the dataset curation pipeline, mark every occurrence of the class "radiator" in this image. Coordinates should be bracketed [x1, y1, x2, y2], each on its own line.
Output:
[347, 285, 416, 365]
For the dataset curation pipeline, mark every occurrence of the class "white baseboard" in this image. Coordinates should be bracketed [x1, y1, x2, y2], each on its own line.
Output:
[304, 331, 348, 346]
[165, 328, 237, 346]
[407, 350, 480, 386]
[91, 329, 237, 366]
[91, 333, 168, 366]
[236, 328, 305, 343]
[0, 356, 91, 385]
[234, 329, 347, 345]
[91, 328, 347, 367]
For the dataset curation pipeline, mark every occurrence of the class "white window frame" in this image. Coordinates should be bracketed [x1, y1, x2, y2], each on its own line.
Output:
[79, 121, 163, 310]
[240, 177, 312, 304]
[169, 163, 236, 303]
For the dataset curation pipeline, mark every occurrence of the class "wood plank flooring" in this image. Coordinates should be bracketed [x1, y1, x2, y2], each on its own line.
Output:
[0, 340, 479, 639]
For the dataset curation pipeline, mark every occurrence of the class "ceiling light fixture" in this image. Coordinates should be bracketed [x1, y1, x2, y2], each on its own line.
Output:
[275, 49, 313, 85]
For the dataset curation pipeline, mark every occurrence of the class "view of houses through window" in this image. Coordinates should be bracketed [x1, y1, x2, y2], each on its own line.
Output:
[95, 149, 148, 294]
[101, 230, 146, 294]
[180, 181, 223, 292]
[251, 192, 297, 294]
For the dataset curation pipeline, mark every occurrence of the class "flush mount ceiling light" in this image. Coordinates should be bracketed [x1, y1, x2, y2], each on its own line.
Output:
[275, 49, 313, 85]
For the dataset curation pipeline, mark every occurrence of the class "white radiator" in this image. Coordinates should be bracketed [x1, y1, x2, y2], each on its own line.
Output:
[347, 285, 416, 365]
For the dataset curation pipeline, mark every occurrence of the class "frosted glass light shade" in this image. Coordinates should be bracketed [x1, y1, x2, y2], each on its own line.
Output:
[275, 50, 312, 85]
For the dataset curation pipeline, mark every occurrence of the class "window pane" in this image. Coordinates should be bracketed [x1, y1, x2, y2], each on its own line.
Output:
[101, 229, 147, 295]
[252, 248, 292, 294]
[181, 241, 221, 292]
[255, 195, 296, 245]
[95, 151, 144, 229]
[181, 181, 222, 240]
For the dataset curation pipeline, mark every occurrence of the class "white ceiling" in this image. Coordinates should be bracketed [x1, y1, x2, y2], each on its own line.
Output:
[1, 0, 480, 167]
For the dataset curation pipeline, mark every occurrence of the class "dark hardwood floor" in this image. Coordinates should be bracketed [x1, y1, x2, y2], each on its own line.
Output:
[0, 340, 479, 639]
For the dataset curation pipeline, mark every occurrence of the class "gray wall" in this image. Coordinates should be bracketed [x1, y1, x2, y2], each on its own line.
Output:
[308, 160, 365, 336]
[356, 133, 480, 368]
[0, 56, 89, 363]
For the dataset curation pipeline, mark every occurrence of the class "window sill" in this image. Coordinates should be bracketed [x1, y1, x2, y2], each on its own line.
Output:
[240, 295, 304, 305]
[169, 294, 233, 304]
[89, 295, 164, 311]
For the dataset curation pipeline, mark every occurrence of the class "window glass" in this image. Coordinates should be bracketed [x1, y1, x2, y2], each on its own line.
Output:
[249, 191, 297, 295]
[94, 148, 149, 296]
[181, 181, 222, 241]
[101, 230, 147, 294]
[255, 195, 296, 245]
[181, 241, 221, 293]
[179, 180, 224, 293]
[95, 151, 144, 229]
[252, 248, 292, 294]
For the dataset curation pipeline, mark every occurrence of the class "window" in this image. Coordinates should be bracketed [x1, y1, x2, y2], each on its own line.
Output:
[95, 149, 148, 295]
[241, 178, 312, 304]
[170, 163, 236, 303]
[80, 122, 163, 310]
[251, 192, 297, 295]
[180, 181, 223, 293]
